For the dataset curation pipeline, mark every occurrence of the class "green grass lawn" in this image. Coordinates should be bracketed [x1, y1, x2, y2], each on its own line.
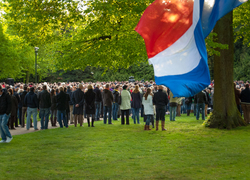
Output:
[1, 114, 250, 180]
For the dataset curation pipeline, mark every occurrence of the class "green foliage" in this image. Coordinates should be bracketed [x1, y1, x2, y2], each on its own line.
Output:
[205, 32, 229, 57]
[234, 1, 250, 46]
[1, 115, 250, 179]
[0, 21, 34, 80]
[3, 0, 82, 46]
[234, 52, 250, 81]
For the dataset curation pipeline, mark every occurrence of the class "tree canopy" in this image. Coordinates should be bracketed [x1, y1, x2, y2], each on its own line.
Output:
[0, 0, 250, 82]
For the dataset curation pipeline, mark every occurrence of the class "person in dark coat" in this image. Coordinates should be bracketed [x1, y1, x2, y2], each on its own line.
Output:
[153, 85, 169, 131]
[0, 85, 13, 143]
[64, 87, 70, 124]
[102, 84, 113, 124]
[20, 85, 29, 127]
[196, 90, 207, 120]
[38, 85, 51, 130]
[67, 86, 74, 124]
[94, 84, 102, 121]
[131, 85, 142, 124]
[72, 84, 84, 127]
[112, 85, 120, 121]
[240, 83, 250, 124]
[50, 89, 57, 126]
[13, 88, 20, 127]
[84, 85, 96, 127]
[24, 87, 39, 130]
[8, 89, 18, 129]
[17, 89, 23, 126]
[56, 87, 70, 128]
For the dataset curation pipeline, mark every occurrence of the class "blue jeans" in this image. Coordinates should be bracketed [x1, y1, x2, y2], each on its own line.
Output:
[26, 107, 38, 130]
[57, 110, 68, 128]
[40, 108, 50, 129]
[95, 102, 101, 120]
[196, 103, 205, 120]
[132, 108, 140, 124]
[145, 115, 153, 125]
[0, 114, 12, 141]
[193, 103, 197, 116]
[112, 103, 119, 120]
[103, 106, 112, 124]
[169, 106, 177, 121]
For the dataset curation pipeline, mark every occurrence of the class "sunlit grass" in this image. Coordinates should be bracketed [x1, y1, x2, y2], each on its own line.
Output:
[1, 114, 250, 180]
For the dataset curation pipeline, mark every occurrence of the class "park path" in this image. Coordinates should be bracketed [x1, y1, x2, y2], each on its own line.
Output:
[10, 118, 90, 136]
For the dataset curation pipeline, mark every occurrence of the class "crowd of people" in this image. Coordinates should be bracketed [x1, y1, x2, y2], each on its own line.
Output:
[0, 79, 249, 143]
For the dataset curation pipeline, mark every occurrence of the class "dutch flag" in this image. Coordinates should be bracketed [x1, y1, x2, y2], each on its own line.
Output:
[135, 0, 248, 97]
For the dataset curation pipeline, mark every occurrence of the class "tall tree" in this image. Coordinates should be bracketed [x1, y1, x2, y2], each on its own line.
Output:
[208, 12, 245, 129]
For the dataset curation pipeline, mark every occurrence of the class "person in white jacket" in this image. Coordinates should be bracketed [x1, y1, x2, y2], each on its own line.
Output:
[142, 88, 154, 130]
[120, 85, 131, 125]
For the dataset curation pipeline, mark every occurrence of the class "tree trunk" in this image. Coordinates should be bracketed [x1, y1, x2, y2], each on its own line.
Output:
[26, 71, 30, 84]
[208, 11, 245, 129]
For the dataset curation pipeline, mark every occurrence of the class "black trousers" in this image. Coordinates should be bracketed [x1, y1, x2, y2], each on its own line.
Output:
[121, 110, 130, 125]
[156, 105, 166, 121]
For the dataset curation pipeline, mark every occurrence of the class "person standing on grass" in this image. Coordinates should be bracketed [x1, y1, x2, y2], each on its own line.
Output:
[112, 85, 120, 121]
[50, 89, 57, 127]
[102, 84, 114, 124]
[67, 86, 74, 124]
[240, 83, 250, 124]
[84, 85, 96, 127]
[120, 85, 131, 125]
[20, 85, 28, 128]
[38, 85, 51, 130]
[72, 84, 85, 127]
[142, 88, 154, 130]
[56, 87, 70, 128]
[24, 87, 39, 130]
[153, 85, 169, 131]
[196, 90, 207, 120]
[94, 84, 102, 121]
[131, 85, 142, 124]
[0, 85, 13, 143]
[8, 89, 18, 130]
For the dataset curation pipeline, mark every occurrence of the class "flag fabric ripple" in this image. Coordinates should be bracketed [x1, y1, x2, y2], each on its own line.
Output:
[135, 0, 248, 97]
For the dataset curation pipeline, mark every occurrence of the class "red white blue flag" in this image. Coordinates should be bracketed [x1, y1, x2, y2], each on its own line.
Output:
[135, 0, 248, 97]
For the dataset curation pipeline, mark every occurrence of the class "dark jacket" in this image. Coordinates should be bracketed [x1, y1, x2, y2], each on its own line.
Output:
[72, 88, 84, 115]
[24, 91, 38, 108]
[0, 91, 12, 115]
[84, 89, 96, 114]
[235, 88, 241, 105]
[112, 90, 120, 103]
[94, 87, 102, 102]
[56, 91, 69, 111]
[196, 91, 207, 104]
[65, 93, 70, 113]
[20, 90, 28, 107]
[240, 88, 250, 103]
[131, 92, 142, 109]
[153, 89, 169, 106]
[102, 89, 113, 107]
[10, 95, 18, 116]
[38, 90, 51, 109]
[204, 91, 210, 105]
[66, 89, 74, 105]
[51, 95, 57, 111]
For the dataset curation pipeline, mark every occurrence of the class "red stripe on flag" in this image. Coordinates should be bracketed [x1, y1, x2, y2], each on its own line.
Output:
[135, 0, 194, 59]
